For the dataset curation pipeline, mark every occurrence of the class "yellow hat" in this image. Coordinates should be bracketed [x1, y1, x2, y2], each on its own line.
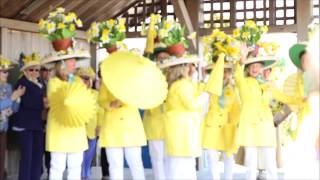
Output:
[49, 81, 97, 127]
[0, 55, 16, 70]
[76, 67, 96, 79]
[101, 51, 168, 109]
[19, 53, 41, 71]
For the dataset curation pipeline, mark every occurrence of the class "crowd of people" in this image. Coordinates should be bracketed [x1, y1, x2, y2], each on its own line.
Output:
[0, 9, 318, 180]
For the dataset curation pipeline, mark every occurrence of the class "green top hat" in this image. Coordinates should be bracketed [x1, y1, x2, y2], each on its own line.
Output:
[289, 43, 307, 69]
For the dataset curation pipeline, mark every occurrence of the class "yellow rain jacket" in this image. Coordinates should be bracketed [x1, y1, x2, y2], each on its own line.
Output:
[86, 89, 104, 139]
[98, 84, 146, 147]
[234, 64, 302, 147]
[143, 105, 166, 140]
[46, 77, 88, 152]
[202, 84, 241, 156]
[164, 78, 204, 157]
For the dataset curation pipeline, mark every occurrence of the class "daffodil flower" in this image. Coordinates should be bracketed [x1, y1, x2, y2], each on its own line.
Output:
[57, 23, 66, 29]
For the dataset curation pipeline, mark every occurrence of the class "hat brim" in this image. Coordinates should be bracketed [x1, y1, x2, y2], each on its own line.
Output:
[41, 52, 90, 65]
[20, 61, 41, 71]
[244, 56, 278, 68]
[289, 43, 307, 69]
[206, 63, 233, 70]
[159, 57, 200, 69]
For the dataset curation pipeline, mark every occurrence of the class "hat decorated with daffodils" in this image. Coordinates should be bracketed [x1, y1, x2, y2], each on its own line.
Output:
[158, 54, 200, 69]
[76, 67, 96, 79]
[41, 48, 90, 65]
[289, 42, 308, 69]
[0, 55, 16, 70]
[19, 52, 41, 71]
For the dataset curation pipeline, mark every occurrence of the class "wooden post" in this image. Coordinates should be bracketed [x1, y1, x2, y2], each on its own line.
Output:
[172, 0, 197, 53]
[90, 44, 97, 72]
[296, 0, 312, 41]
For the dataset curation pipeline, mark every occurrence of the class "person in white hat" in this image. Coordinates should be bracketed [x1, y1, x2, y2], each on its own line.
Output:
[202, 62, 240, 180]
[41, 49, 92, 180]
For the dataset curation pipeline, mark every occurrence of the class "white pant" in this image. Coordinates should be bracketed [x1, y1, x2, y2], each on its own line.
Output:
[49, 152, 83, 180]
[244, 147, 278, 180]
[166, 156, 197, 180]
[206, 149, 234, 180]
[106, 147, 145, 180]
[149, 140, 166, 180]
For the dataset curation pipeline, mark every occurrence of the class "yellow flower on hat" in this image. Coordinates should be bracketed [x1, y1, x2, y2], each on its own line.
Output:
[57, 23, 65, 29]
[76, 19, 83, 27]
[76, 67, 96, 79]
[245, 20, 256, 28]
[0, 56, 13, 70]
[38, 19, 46, 29]
[69, 24, 76, 31]
[107, 19, 116, 27]
[242, 31, 250, 39]
[233, 28, 240, 38]
[261, 25, 268, 33]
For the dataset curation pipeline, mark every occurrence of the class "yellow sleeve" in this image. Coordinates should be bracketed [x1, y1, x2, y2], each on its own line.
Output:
[272, 88, 303, 105]
[178, 80, 204, 110]
[205, 53, 225, 96]
[234, 63, 247, 100]
[97, 106, 104, 127]
[47, 78, 62, 103]
[98, 84, 112, 111]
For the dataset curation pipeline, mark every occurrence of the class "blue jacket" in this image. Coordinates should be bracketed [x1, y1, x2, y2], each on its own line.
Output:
[0, 83, 20, 132]
[13, 76, 45, 131]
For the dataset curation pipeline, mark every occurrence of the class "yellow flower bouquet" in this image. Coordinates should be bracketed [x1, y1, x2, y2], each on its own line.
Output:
[38, 7, 82, 51]
[86, 18, 126, 53]
[233, 20, 268, 47]
[202, 29, 240, 62]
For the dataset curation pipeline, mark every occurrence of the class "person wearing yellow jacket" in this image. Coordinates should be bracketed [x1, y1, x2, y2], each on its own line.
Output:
[234, 45, 303, 180]
[76, 67, 104, 179]
[98, 82, 146, 180]
[202, 63, 240, 180]
[42, 50, 92, 180]
[143, 45, 169, 180]
[159, 54, 225, 180]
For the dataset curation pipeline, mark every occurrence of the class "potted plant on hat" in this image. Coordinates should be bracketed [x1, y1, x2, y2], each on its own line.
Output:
[38, 7, 83, 51]
[202, 29, 240, 62]
[86, 18, 126, 54]
[159, 20, 189, 57]
[232, 20, 268, 56]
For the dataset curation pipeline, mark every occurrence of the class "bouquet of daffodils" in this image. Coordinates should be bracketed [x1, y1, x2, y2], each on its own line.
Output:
[159, 20, 188, 48]
[86, 18, 126, 49]
[202, 29, 240, 62]
[38, 7, 82, 41]
[232, 20, 268, 47]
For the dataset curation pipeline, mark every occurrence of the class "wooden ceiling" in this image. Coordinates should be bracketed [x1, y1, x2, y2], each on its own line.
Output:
[0, 0, 143, 29]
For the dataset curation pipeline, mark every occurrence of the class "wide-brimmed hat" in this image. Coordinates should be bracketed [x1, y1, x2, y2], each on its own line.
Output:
[19, 53, 41, 71]
[158, 55, 200, 69]
[76, 67, 96, 79]
[206, 62, 233, 70]
[243, 56, 278, 68]
[41, 49, 90, 65]
[289, 43, 307, 69]
[0, 55, 16, 70]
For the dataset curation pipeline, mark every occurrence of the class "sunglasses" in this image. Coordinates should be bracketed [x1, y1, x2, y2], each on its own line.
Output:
[81, 76, 91, 81]
[28, 69, 40, 72]
[0, 70, 8, 74]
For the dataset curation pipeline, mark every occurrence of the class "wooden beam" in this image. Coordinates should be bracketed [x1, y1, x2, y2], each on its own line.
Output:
[199, 24, 298, 36]
[81, 0, 115, 24]
[15, 0, 48, 20]
[171, 0, 196, 53]
[269, 0, 276, 25]
[296, 0, 312, 41]
[111, 0, 141, 19]
[0, 0, 32, 18]
[34, 0, 67, 21]
[0, 17, 87, 40]
[90, 44, 97, 72]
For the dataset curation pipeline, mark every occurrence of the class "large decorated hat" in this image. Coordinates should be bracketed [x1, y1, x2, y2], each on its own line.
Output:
[0, 55, 16, 70]
[19, 53, 41, 71]
[101, 51, 168, 109]
[76, 66, 96, 79]
[158, 55, 200, 69]
[289, 43, 307, 69]
[41, 48, 90, 65]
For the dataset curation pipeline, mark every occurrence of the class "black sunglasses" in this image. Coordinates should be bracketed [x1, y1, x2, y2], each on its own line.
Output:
[28, 69, 40, 72]
[81, 76, 91, 81]
[0, 70, 8, 74]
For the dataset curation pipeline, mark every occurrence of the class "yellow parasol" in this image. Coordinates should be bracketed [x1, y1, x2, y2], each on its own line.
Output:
[50, 81, 97, 127]
[101, 51, 168, 109]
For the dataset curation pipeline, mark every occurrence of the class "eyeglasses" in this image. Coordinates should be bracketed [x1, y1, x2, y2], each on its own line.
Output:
[81, 76, 91, 81]
[28, 69, 40, 72]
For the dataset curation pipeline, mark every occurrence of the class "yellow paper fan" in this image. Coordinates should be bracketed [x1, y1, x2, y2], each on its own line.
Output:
[50, 81, 97, 127]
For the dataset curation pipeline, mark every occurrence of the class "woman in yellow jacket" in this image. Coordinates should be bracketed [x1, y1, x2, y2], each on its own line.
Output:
[235, 46, 303, 180]
[42, 51, 91, 180]
[202, 63, 240, 180]
[159, 54, 224, 180]
[98, 82, 146, 180]
[143, 46, 169, 180]
[76, 67, 104, 179]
